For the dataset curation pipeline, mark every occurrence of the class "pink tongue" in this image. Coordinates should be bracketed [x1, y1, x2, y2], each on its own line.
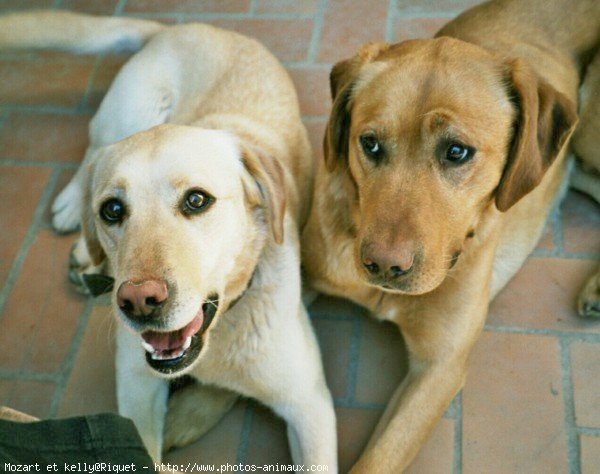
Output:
[141, 313, 203, 351]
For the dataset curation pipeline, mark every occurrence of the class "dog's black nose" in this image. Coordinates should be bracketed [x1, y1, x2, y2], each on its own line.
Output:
[117, 279, 168, 320]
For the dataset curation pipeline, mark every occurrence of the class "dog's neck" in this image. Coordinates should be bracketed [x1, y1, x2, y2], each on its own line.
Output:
[223, 268, 257, 313]
[221, 207, 269, 311]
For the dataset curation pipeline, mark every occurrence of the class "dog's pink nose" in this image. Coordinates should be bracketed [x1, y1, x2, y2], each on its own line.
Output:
[117, 279, 168, 320]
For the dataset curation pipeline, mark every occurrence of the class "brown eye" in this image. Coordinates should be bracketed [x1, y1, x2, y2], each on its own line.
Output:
[445, 143, 475, 164]
[359, 134, 384, 163]
[100, 198, 125, 224]
[183, 190, 213, 214]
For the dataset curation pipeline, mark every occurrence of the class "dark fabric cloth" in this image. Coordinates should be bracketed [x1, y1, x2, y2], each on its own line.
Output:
[0, 413, 154, 471]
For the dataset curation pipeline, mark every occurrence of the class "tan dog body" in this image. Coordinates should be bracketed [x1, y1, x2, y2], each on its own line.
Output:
[302, 0, 598, 470]
[0, 12, 336, 468]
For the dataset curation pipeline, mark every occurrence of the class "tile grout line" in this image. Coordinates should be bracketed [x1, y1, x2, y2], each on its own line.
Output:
[1, 104, 95, 116]
[0, 109, 9, 130]
[531, 200, 563, 259]
[553, 156, 577, 255]
[444, 392, 460, 419]
[559, 251, 600, 260]
[306, 0, 328, 64]
[577, 426, 600, 437]
[530, 248, 600, 260]
[121, 11, 315, 21]
[0, 52, 39, 60]
[559, 338, 581, 473]
[0, 159, 79, 169]
[249, 0, 259, 16]
[554, 195, 566, 255]
[285, 62, 332, 70]
[345, 316, 362, 403]
[484, 324, 600, 343]
[548, 195, 562, 256]
[0, 369, 58, 383]
[529, 249, 600, 260]
[385, 0, 397, 43]
[78, 53, 106, 112]
[452, 391, 463, 474]
[114, 0, 128, 16]
[18, 238, 63, 377]
[0, 167, 62, 318]
[333, 399, 385, 411]
[236, 400, 255, 464]
[48, 298, 94, 418]
[393, 9, 462, 19]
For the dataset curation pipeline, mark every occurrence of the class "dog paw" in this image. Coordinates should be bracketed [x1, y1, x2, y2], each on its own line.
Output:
[51, 182, 82, 233]
[164, 381, 238, 452]
[578, 268, 600, 318]
[68, 238, 108, 295]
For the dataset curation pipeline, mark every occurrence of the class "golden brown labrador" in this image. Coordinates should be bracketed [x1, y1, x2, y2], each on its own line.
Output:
[302, 0, 599, 471]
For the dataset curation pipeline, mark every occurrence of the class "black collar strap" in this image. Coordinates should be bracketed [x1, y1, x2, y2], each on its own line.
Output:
[82, 274, 115, 297]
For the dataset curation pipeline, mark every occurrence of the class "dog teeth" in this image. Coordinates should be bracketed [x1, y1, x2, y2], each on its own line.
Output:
[141, 341, 155, 353]
[150, 348, 185, 361]
[144, 337, 191, 361]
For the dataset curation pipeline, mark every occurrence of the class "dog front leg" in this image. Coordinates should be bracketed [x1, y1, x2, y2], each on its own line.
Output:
[354, 360, 466, 473]
[351, 291, 489, 473]
[164, 381, 239, 451]
[272, 380, 337, 470]
[116, 324, 169, 462]
[259, 305, 337, 472]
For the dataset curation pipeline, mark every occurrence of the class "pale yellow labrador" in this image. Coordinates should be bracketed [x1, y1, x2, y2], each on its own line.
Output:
[0, 11, 337, 468]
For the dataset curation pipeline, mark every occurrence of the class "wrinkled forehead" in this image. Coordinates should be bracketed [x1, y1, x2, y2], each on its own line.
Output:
[352, 38, 513, 138]
[92, 126, 245, 198]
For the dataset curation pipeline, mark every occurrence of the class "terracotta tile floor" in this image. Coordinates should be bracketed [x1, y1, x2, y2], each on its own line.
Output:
[0, 1, 598, 472]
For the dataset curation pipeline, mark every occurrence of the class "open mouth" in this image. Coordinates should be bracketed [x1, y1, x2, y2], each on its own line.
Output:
[141, 296, 218, 375]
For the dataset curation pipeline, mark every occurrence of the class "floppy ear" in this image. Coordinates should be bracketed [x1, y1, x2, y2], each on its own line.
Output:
[241, 146, 287, 245]
[495, 59, 578, 211]
[324, 74, 353, 172]
[80, 150, 106, 266]
[324, 42, 390, 172]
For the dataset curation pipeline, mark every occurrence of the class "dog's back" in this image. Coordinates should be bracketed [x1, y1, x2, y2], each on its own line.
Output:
[439, 0, 599, 61]
[0, 11, 314, 227]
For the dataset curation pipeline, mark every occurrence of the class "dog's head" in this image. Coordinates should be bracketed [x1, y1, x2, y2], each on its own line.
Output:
[324, 37, 577, 295]
[82, 124, 285, 376]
